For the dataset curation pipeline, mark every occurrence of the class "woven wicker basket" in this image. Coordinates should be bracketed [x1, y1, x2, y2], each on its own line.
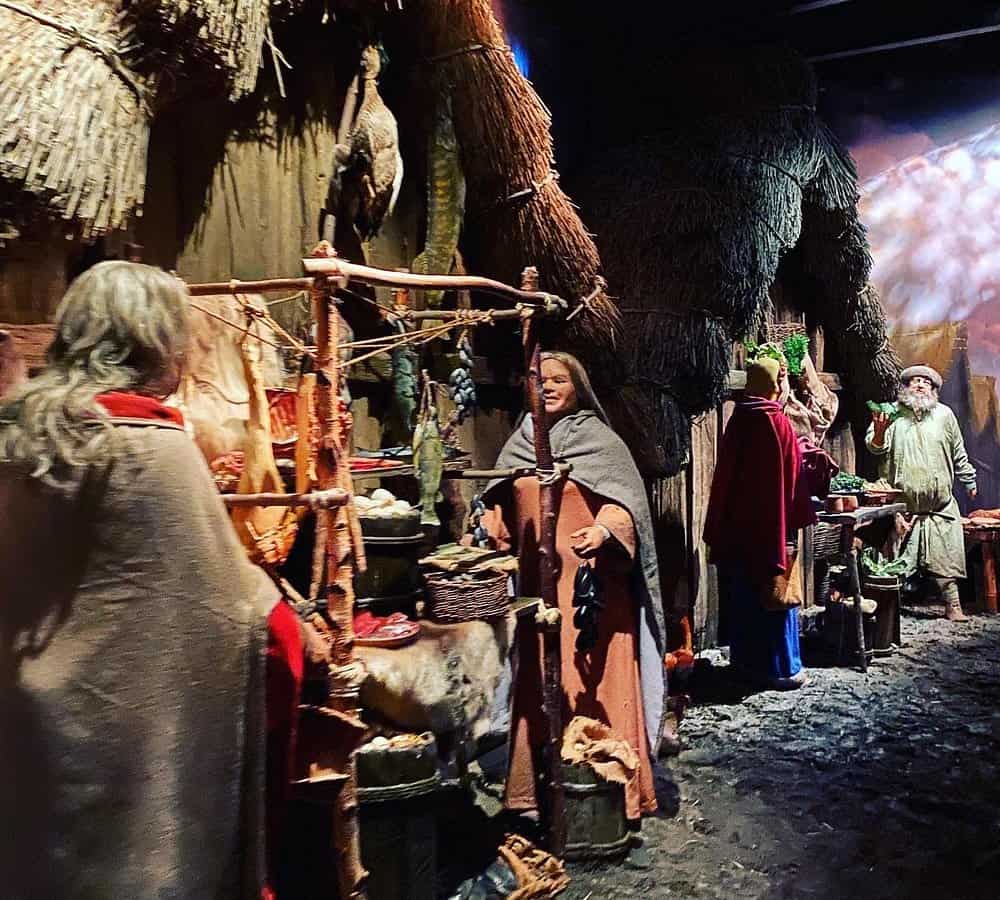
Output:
[766, 321, 808, 344]
[813, 522, 842, 562]
[424, 571, 509, 623]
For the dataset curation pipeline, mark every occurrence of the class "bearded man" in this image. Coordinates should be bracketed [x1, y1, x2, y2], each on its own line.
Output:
[867, 365, 977, 621]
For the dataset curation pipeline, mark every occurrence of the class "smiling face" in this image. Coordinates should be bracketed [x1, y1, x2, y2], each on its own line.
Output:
[908, 374, 935, 397]
[540, 357, 578, 418]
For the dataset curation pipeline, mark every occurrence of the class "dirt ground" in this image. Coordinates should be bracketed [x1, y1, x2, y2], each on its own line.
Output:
[560, 605, 1000, 900]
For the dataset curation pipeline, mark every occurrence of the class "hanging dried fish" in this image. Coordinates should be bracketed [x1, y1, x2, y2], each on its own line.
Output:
[412, 90, 466, 308]
[390, 330, 418, 430]
[412, 376, 444, 527]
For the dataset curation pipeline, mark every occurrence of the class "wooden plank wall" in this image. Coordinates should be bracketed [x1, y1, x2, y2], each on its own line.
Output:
[651, 406, 724, 652]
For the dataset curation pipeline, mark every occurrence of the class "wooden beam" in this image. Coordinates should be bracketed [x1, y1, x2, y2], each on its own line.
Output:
[304, 256, 566, 310]
[220, 489, 348, 508]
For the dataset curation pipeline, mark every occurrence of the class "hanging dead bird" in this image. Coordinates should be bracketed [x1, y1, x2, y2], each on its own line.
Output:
[412, 90, 466, 308]
[326, 44, 403, 241]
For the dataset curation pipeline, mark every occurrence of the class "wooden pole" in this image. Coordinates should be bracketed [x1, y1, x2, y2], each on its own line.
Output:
[311, 271, 368, 899]
[220, 488, 348, 509]
[304, 255, 566, 309]
[521, 266, 567, 856]
[186, 277, 317, 295]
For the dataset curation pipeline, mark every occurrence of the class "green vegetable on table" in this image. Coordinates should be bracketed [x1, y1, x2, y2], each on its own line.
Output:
[860, 547, 909, 579]
[830, 472, 865, 493]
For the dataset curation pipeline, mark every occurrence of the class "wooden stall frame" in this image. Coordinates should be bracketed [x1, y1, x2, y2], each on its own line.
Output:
[184, 251, 577, 883]
[520, 266, 568, 856]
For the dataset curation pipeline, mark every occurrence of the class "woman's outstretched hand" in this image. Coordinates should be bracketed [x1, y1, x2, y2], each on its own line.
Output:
[570, 525, 609, 558]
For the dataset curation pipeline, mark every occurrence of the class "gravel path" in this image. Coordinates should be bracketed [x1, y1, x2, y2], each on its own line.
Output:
[563, 608, 1000, 899]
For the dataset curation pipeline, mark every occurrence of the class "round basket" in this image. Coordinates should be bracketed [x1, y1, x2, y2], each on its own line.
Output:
[424, 571, 509, 623]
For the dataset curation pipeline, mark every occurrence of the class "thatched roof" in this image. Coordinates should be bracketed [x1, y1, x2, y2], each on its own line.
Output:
[400, 0, 623, 383]
[0, 1, 153, 239]
[577, 45, 900, 475]
[0, 0, 280, 239]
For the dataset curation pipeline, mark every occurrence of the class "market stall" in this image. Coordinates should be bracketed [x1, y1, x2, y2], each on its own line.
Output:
[180, 248, 585, 894]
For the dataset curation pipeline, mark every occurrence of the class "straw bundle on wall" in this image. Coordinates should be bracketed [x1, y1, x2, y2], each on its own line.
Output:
[124, 0, 271, 99]
[407, 0, 623, 384]
[0, 1, 154, 239]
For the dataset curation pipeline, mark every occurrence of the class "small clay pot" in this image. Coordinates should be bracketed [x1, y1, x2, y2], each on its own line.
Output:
[826, 496, 845, 513]
[842, 495, 860, 512]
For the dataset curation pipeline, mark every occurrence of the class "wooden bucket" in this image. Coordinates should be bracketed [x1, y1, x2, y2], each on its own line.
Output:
[563, 763, 630, 861]
[865, 575, 901, 649]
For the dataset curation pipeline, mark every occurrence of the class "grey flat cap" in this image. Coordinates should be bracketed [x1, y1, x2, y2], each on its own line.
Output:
[900, 365, 943, 389]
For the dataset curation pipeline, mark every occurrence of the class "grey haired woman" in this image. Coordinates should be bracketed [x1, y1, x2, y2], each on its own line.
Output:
[0, 261, 279, 898]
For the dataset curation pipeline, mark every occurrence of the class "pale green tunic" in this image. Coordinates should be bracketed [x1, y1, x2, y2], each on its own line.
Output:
[866, 403, 977, 578]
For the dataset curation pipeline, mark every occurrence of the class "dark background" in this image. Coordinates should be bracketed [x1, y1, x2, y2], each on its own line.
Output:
[494, 0, 1000, 180]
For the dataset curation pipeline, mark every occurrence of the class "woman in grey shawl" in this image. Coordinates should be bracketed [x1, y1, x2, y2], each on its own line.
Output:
[0, 262, 279, 899]
[480, 352, 666, 829]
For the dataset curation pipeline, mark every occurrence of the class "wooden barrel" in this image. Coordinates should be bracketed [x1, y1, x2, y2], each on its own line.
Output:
[865, 576, 901, 649]
[358, 737, 440, 900]
[563, 763, 630, 861]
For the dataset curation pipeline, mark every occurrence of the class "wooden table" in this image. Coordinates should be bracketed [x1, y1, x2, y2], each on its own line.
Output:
[817, 503, 907, 672]
[963, 523, 1000, 614]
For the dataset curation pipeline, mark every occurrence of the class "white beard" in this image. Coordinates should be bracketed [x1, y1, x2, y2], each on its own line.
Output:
[898, 385, 938, 418]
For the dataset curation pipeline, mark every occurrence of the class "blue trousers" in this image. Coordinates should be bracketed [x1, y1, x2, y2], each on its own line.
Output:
[719, 564, 802, 680]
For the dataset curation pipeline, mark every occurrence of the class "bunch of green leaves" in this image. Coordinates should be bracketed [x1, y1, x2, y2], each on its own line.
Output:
[830, 472, 865, 493]
[743, 339, 787, 367]
[866, 400, 902, 422]
[782, 334, 810, 376]
[861, 547, 909, 579]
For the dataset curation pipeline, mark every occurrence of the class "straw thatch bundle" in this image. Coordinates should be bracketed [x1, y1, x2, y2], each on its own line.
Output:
[407, 0, 623, 384]
[0, 1, 153, 239]
[123, 0, 271, 99]
[578, 47, 897, 475]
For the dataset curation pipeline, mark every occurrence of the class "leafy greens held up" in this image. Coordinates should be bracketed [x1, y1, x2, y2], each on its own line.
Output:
[866, 400, 902, 422]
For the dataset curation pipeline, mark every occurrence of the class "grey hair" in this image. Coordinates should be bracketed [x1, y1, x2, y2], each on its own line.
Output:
[540, 351, 610, 424]
[0, 261, 189, 490]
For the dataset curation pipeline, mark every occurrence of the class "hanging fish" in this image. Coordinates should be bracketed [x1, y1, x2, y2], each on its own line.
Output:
[413, 382, 445, 527]
[412, 90, 466, 308]
[390, 335, 418, 430]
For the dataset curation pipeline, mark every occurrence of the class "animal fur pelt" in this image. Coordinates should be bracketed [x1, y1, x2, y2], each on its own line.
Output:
[356, 618, 512, 745]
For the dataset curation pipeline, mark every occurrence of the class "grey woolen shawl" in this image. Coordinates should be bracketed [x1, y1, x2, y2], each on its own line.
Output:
[0, 419, 278, 899]
[485, 410, 667, 753]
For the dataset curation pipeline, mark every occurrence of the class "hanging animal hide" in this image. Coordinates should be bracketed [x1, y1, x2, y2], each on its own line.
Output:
[172, 293, 284, 463]
[230, 318, 298, 568]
